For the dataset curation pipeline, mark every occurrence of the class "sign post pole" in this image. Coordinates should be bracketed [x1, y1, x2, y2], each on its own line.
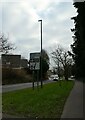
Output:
[38, 19, 43, 88]
[29, 52, 40, 90]
[32, 70, 34, 90]
[37, 70, 39, 90]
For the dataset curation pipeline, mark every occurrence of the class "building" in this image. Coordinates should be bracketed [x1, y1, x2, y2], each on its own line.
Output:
[20, 59, 28, 68]
[1, 54, 29, 69]
[1, 54, 21, 68]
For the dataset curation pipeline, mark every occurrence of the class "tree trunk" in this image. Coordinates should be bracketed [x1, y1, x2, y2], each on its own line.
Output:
[64, 66, 68, 80]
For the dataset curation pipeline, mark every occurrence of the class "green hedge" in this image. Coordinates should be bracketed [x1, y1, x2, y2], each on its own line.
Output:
[2, 68, 33, 85]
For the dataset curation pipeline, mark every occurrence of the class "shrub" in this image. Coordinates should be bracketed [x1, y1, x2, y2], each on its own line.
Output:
[2, 68, 33, 85]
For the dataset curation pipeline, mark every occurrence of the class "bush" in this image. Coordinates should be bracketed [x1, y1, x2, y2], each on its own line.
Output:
[2, 68, 33, 85]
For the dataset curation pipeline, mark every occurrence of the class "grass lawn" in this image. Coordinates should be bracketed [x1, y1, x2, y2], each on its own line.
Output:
[2, 81, 74, 118]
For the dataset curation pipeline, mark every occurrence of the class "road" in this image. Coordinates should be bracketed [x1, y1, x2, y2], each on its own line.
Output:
[2, 80, 54, 93]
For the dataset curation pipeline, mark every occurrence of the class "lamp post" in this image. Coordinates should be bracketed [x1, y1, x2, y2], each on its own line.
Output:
[38, 20, 43, 88]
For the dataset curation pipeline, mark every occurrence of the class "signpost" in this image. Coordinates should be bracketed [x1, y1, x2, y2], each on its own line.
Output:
[29, 52, 40, 70]
[38, 20, 43, 88]
[29, 52, 40, 90]
[30, 19, 43, 89]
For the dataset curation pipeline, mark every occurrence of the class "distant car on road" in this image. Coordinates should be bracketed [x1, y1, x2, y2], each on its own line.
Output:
[49, 75, 59, 81]
[69, 75, 75, 80]
[70, 76, 75, 79]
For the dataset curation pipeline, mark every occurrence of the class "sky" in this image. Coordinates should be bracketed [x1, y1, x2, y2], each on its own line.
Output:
[0, 0, 77, 64]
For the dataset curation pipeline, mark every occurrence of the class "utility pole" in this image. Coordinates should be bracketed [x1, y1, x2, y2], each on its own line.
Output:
[38, 20, 43, 88]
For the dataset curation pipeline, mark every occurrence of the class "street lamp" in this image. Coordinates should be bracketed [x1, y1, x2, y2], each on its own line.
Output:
[38, 20, 43, 88]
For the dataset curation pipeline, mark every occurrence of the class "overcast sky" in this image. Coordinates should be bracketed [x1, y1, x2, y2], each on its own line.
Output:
[0, 0, 77, 62]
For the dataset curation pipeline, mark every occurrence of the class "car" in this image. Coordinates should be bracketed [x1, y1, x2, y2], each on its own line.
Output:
[49, 75, 59, 81]
[70, 76, 75, 79]
[68, 75, 75, 80]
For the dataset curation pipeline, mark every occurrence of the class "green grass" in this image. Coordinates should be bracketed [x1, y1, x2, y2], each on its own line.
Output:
[2, 81, 74, 118]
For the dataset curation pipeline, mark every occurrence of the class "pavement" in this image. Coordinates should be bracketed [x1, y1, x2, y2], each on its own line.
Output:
[0, 113, 2, 120]
[61, 80, 84, 119]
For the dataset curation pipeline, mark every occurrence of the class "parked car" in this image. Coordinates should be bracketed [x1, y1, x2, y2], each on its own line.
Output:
[49, 75, 59, 81]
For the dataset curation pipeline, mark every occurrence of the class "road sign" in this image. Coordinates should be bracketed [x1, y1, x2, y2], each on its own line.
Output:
[29, 52, 40, 70]
[35, 62, 40, 70]
[29, 62, 36, 70]
[30, 52, 40, 60]
[29, 61, 40, 70]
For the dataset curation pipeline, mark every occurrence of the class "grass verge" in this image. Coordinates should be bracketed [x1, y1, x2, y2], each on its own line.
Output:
[2, 81, 74, 118]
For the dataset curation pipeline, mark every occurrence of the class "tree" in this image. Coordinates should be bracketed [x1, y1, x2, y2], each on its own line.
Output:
[51, 45, 73, 80]
[71, 2, 85, 79]
[42, 49, 49, 64]
[0, 34, 15, 54]
[41, 49, 49, 79]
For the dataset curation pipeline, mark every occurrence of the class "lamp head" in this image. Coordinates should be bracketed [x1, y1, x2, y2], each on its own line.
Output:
[38, 20, 42, 22]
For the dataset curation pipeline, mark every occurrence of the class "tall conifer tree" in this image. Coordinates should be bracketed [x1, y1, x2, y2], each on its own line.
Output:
[71, 2, 85, 79]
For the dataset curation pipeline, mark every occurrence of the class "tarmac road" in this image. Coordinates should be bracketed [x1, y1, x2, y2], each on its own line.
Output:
[2, 80, 54, 93]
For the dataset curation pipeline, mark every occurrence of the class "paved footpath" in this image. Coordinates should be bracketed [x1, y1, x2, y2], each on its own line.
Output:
[0, 113, 2, 120]
[61, 80, 84, 119]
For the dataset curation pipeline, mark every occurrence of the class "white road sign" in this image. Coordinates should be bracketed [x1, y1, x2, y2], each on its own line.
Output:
[30, 53, 40, 60]
[30, 62, 40, 70]
[29, 52, 40, 70]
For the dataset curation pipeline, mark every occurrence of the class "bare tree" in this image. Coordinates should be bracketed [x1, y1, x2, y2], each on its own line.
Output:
[51, 45, 73, 80]
[0, 34, 15, 54]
